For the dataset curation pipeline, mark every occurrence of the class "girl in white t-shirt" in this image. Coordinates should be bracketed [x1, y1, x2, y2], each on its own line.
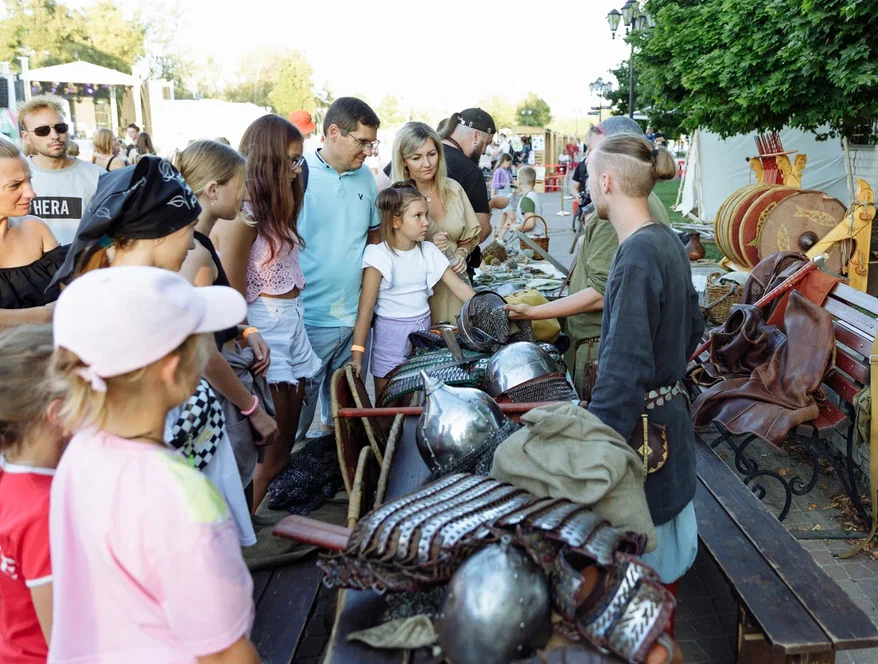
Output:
[351, 181, 475, 397]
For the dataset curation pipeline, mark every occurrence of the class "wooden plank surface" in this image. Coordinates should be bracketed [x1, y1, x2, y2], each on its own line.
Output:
[251, 557, 324, 664]
[825, 298, 878, 337]
[832, 283, 878, 316]
[696, 438, 878, 650]
[835, 346, 869, 385]
[695, 480, 829, 654]
[834, 320, 873, 357]
[251, 569, 273, 606]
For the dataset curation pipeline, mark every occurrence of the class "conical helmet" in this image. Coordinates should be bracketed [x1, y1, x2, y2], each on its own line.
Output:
[483, 342, 561, 398]
[438, 537, 552, 664]
[415, 371, 506, 474]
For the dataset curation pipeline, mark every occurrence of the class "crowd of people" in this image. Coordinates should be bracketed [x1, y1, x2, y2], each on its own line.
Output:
[0, 90, 701, 661]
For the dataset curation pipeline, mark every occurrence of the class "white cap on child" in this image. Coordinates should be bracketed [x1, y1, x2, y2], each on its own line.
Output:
[54, 266, 246, 383]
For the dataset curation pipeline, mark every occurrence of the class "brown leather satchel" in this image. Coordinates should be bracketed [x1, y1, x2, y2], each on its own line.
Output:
[630, 414, 669, 478]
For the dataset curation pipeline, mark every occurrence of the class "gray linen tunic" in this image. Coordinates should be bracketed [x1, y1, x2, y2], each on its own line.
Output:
[588, 223, 705, 526]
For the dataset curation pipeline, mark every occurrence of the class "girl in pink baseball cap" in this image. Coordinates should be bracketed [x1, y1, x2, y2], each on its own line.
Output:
[47, 266, 261, 663]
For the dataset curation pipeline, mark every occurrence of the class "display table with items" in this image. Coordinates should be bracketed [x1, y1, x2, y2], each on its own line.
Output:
[271, 291, 681, 664]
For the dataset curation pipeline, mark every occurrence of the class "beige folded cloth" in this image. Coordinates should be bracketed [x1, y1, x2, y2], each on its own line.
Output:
[346, 615, 438, 650]
[490, 402, 657, 551]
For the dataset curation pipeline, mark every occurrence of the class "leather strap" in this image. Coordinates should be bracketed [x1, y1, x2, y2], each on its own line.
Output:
[840, 334, 878, 558]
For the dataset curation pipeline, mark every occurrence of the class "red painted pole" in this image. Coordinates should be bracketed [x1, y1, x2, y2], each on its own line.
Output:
[337, 401, 560, 419]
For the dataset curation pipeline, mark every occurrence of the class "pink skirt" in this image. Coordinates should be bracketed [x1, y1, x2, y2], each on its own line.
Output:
[370, 312, 432, 378]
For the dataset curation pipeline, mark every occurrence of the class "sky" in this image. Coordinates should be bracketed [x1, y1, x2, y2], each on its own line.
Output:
[80, 0, 633, 119]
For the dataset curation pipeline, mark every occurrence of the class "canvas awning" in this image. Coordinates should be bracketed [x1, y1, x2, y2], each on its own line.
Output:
[21, 61, 139, 87]
[21, 61, 142, 130]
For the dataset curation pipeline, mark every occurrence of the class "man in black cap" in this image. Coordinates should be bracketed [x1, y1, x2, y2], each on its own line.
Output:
[436, 108, 497, 274]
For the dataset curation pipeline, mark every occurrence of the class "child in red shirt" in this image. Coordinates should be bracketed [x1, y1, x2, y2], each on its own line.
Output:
[0, 325, 67, 663]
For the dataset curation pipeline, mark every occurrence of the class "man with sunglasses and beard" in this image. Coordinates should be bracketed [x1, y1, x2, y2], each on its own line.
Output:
[16, 94, 102, 245]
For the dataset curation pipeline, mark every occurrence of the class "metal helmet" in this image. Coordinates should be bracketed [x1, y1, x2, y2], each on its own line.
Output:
[415, 371, 506, 474]
[457, 291, 508, 352]
[483, 342, 562, 398]
[438, 537, 552, 664]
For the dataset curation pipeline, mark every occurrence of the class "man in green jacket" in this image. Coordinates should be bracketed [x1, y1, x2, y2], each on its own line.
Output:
[506, 116, 673, 399]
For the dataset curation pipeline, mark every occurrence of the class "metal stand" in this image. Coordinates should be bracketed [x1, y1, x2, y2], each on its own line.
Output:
[556, 174, 571, 216]
[702, 419, 868, 528]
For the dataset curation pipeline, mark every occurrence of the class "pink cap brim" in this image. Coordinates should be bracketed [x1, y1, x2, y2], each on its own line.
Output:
[193, 286, 248, 334]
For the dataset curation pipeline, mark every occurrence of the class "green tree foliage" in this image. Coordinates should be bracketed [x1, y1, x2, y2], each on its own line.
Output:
[604, 60, 685, 137]
[515, 92, 553, 128]
[0, 0, 144, 72]
[634, 0, 878, 138]
[479, 94, 516, 130]
[267, 52, 316, 117]
[375, 94, 404, 127]
[223, 47, 283, 107]
[139, 0, 192, 97]
[313, 83, 334, 130]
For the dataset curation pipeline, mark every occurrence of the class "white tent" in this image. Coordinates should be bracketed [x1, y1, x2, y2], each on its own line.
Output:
[148, 99, 269, 156]
[21, 61, 142, 131]
[678, 127, 848, 222]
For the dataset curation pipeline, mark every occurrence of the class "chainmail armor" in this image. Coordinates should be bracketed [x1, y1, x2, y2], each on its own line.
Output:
[502, 374, 579, 404]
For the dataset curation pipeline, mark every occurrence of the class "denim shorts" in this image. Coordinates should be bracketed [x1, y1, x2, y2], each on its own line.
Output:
[247, 296, 322, 386]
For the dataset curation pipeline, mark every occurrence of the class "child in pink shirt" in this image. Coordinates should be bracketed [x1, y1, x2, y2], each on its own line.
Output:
[48, 266, 259, 664]
[0, 325, 66, 664]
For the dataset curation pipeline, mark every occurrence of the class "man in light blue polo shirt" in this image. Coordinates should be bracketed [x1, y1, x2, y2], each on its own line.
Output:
[297, 97, 381, 438]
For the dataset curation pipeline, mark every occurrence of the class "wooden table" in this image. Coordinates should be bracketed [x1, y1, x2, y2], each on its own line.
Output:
[323, 416, 614, 664]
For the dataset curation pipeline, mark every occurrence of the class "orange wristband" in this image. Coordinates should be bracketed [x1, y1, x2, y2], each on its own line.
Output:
[242, 327, 259, 340]
[351, 345, 366, 353]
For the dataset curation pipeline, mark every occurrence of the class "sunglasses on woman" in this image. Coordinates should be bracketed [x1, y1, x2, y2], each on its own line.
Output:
[29, 123, 69, 137]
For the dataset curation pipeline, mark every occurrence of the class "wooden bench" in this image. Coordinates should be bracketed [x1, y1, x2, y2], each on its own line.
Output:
[694, 434, 878, 662]
[250, 558, 326, 664]
[691, 281, 878, 523]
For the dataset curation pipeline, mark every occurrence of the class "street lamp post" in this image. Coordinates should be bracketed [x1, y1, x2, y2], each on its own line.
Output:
[607, 2, 653, 119]
[588, 78, 614, 123]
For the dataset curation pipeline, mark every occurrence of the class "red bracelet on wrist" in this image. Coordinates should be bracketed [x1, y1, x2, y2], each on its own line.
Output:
[241, 395, 259, 417]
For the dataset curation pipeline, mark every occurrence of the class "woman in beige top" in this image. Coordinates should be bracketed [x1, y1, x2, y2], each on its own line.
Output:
[391, 122, 480, 323]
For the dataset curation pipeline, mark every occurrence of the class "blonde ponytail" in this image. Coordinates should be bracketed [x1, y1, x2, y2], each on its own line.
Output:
[653, 146, 677, 181]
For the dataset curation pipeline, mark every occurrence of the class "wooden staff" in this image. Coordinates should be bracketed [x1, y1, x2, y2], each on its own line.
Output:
[273, 515, 351, 550]
[689, 253, 828, 363]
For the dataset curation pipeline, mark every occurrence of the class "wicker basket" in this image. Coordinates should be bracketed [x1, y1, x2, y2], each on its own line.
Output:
[519, 215, 549, 253]
[703, 272, 743, 325]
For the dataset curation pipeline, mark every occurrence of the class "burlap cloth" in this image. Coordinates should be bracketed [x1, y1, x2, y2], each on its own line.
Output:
[490, 402, 657, 552]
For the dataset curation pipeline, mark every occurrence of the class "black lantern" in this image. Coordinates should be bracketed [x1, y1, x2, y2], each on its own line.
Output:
[606, 8, 622, 36]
